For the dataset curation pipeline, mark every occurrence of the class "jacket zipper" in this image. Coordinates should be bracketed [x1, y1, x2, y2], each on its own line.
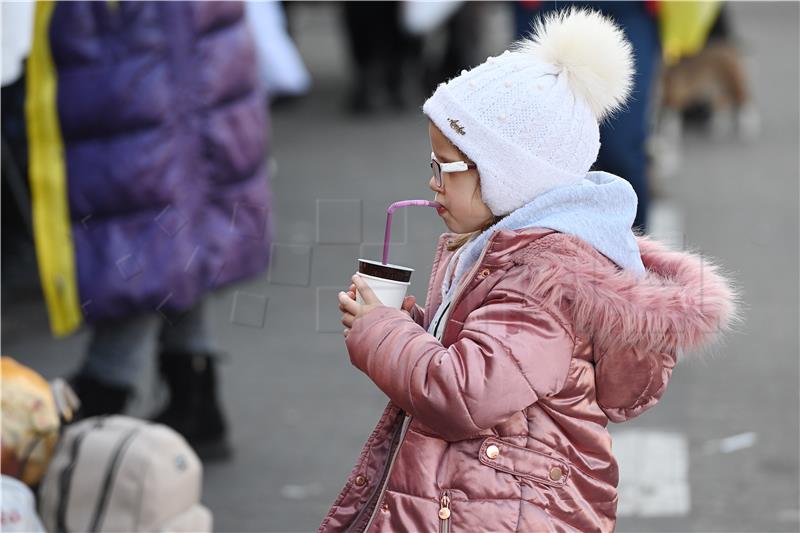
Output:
[345, 412, 405, 533]
[360, 412, 412, 532]
[438, 490, 452, 533]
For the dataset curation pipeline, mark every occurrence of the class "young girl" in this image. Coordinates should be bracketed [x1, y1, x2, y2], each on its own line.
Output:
[325, 9, 736, 532]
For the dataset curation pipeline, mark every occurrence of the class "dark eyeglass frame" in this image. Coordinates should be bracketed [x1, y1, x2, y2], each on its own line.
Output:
[430, 152, 477, 190]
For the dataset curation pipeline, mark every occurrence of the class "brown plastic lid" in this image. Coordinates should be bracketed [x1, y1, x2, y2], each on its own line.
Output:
[357, 259, 413, 283]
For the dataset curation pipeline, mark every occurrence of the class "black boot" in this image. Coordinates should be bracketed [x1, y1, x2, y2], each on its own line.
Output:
[151, 352, 232, 461]
[69, 374, 131, 419]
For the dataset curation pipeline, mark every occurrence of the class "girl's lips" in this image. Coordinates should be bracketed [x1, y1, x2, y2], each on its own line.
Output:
[436, 205, 447, 214]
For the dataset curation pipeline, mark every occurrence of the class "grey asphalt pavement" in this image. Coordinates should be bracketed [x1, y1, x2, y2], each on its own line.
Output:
[2, 3, 798, 532]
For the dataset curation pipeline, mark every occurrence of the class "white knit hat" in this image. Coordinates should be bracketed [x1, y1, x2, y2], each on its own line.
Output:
[423, 8, 635, 216]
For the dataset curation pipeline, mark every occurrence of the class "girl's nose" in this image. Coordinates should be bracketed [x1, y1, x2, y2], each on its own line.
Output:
[429, 174, 444, 193]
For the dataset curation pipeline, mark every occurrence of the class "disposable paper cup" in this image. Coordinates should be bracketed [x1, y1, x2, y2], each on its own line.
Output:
[355, 259, 413, 309]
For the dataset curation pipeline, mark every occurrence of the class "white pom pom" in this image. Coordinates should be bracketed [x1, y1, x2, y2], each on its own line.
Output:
[516, 8, 634, 120]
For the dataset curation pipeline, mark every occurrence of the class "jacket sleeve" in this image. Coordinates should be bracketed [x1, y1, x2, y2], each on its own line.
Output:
[345, 269, 575, 441]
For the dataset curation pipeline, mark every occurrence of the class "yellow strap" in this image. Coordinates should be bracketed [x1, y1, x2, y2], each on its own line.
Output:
[659, 1, 723, 66]
[26, 1, 82, 336]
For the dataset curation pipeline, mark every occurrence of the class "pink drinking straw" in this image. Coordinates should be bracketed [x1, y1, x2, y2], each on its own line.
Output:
[383, 200, 442, 265]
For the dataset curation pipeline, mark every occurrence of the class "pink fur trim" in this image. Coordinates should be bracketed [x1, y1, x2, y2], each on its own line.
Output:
[511, 233, 739, 359]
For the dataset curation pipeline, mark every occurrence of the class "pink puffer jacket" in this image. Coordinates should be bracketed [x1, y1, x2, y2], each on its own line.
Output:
[319, 228, 736, 533]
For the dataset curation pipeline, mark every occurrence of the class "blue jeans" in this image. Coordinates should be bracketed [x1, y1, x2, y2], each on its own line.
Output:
[80, 298, 216, 388]
[514, 1, 661, 230]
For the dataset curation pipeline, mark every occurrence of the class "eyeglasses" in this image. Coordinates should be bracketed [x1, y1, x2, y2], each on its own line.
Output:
[430, 152, 476, 189]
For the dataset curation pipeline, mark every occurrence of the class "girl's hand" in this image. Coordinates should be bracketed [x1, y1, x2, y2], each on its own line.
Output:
[340, 282, 416, 334]
[339, 275, 383, 338]
[400, 294, 417, 317]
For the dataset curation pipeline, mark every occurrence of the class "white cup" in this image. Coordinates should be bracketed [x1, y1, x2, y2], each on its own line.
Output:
[355, 272, 411, 309]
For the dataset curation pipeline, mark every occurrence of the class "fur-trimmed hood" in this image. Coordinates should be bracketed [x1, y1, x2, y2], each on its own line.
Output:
[512, 232, 738, 359]
[510, 231, 739, 420]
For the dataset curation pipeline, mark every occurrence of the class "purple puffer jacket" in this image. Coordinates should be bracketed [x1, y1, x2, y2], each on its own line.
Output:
[50, 1, 272, 320]
[320, 228, 736, 532]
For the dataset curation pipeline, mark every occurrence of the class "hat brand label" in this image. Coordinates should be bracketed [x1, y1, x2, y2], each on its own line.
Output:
[448, 118, 466, 136]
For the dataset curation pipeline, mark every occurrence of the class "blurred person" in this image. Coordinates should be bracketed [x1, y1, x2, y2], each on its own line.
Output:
[653, 3, 759, 179]
[425, 2, 481, 89]
[25, 1, 274, 460]
[401, 1, 484, 98]
[323, 10, 737, 531]
[246, 0, 311, 102]
[2, 1, 37, 298]
[674, 4, 759, 136]
[515, 0, 661, 231]
[341, 1, 422, 113]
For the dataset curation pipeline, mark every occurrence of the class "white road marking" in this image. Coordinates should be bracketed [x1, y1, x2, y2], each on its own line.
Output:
[702, 432, 758, 455]
[280, 482, 324, 500]
[612, 430, 690, 517]
[648, 200, 685, 250]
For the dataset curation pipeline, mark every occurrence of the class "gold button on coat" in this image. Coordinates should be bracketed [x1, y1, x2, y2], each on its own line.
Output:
[485, 444, 500, 459]
[354, 475, 366, 486]
[479, 268, 491, 278]
[438, 508, 451, 520]
[549, 467, 563, 481]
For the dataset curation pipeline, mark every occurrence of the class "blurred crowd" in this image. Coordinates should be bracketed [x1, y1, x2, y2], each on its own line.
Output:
[1, 1, 757, 531]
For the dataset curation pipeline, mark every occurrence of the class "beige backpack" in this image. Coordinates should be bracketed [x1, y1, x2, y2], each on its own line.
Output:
[38, 415, 211, 532]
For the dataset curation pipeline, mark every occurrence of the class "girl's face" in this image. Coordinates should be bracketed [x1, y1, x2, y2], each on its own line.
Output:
[428, 121, 494, 234]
